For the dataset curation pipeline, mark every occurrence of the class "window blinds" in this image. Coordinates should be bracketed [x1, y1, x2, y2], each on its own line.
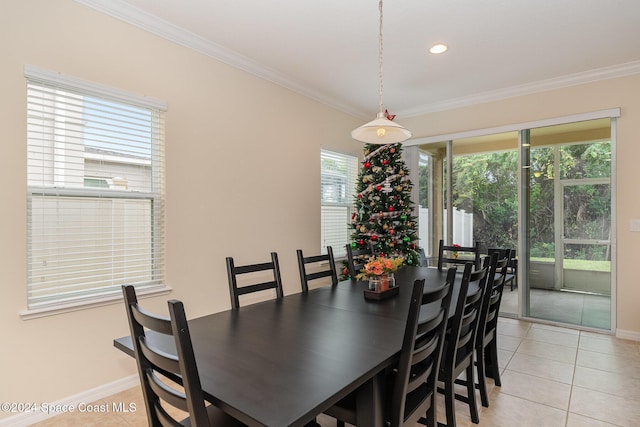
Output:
[26, 68, 166, 309]
[320, 149, 358, 258]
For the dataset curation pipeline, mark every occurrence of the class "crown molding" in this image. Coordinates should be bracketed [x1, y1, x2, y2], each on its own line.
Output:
[74, 0, 365, 118]
[76, 1, 640, 120]
[399, 60, 640, 118]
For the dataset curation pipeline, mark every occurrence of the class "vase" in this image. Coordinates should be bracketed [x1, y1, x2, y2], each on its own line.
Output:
[368, 276, 381, 291]
[369, 273, 396, 291]
[386, 272, 396, 288]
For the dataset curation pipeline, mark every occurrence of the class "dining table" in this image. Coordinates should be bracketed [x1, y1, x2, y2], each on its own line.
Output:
[113, 265, 477, 427]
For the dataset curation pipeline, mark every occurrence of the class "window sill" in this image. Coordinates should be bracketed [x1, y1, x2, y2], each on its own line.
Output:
[20, 285, 173, 320]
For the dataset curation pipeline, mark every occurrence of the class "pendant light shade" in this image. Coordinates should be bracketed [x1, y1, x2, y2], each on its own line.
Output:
[352, 0, 412, 144]
[351, 112, 412, 144]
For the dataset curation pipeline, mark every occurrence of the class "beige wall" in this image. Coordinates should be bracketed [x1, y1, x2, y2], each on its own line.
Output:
[401, 74, 640, 339]
[0, 0, 361, 414]
[2, 0, 639, 419]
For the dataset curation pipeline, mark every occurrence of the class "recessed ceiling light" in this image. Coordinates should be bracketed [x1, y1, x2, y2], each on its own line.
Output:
[429, 43, 448, 54]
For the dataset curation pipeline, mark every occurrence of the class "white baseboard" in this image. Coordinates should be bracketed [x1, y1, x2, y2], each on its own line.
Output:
[0, 375, 139, 427]
[615, 328, 640, 342]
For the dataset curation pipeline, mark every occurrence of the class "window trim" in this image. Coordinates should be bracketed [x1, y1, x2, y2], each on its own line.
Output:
[20, 285, 172, 320]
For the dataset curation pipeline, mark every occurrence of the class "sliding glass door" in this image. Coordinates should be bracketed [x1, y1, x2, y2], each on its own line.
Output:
[415, 112, 616, 331]
[523, 120, 612, 329]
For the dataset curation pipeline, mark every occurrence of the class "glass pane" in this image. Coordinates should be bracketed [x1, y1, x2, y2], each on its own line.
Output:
[525, 119, 612, 331]
[563, 184, 611, 240]
[560, 142, 611, 179]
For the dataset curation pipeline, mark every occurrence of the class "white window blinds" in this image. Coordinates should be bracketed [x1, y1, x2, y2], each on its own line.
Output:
[26, 67, 166, 310]
[321, 149, 358, 258]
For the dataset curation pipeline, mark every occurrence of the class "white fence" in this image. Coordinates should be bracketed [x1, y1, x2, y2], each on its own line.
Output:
[418, 207, 474, 251]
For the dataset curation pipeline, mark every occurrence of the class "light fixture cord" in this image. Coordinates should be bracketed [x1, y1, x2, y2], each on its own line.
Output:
[378, 0, 384, 115]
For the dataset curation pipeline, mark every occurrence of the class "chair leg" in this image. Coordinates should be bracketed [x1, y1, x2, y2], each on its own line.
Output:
[475, 346, 489, 407]
[442, 374, 457, 427]
[418, 396, 437, 427]
[485, 339, 502, 387]
[465, 364, 480, 424]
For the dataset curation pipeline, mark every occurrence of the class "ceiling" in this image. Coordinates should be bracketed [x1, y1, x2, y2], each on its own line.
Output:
[77, 0, 640, 120]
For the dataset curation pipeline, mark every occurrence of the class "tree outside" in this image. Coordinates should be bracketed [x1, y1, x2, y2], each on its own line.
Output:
[448, 141, 611, 261]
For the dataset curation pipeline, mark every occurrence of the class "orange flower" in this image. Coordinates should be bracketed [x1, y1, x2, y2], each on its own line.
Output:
[357, 255, 404, 280]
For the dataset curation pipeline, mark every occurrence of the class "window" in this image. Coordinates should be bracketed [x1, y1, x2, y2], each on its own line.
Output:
[321, 149, 358, 258]
[25, 66, 166, 311]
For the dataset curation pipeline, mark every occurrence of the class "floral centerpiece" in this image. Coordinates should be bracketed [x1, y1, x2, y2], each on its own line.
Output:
[357, 255, 404, 291]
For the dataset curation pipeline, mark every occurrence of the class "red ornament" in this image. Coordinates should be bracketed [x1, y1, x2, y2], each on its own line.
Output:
[375, 185, 382, 191]
[357, 193, 363, 199]
[364, 161, 371, 169]
[359, 239, 365, 246]
[389, 228, 395, 235]
[384, 109, 396, 121]
[382, 159, 388, 165]
[371, 234, 378, 241]
[388, 206, 394, 212]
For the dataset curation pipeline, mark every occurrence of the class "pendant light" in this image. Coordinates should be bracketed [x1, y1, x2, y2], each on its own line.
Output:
[351, 0, 412, 144]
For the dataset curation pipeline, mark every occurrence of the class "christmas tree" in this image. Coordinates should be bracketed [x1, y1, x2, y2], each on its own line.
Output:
[343, 143, 421, 278]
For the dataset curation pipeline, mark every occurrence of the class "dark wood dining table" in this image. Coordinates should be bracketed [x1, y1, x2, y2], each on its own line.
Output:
[113, 266, 476, 427]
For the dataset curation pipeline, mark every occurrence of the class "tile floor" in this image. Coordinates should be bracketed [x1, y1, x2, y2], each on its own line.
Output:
[30, 318, 640, 427]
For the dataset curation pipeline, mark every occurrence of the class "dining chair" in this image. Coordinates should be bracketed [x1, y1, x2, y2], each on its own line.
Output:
[487, 247, 517, 291]
[225, 252, 284, 310]
[121, 285, 245, 427]
[297, 246, 338, 292]
[324, 272, 456, 427]
[475, 250, 509, 407]
[345, 243, 374, 279]
[506, 248, 518, 291]
[438, 261, 489, 427]
[437, 239, 482, 272]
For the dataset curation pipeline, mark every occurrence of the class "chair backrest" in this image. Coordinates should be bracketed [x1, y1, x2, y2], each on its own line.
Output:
[444, 262, 488, 365]
[226, 252, 284, 310]
[389, 270, 455, 427]
[345, 243, 374, 279]
[297, 246, 338, 292]
[122, 285, 211, 427]
[437, 240, 481, 271]
[488, 247, 517, 269]
[479, 250, 509, 344]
